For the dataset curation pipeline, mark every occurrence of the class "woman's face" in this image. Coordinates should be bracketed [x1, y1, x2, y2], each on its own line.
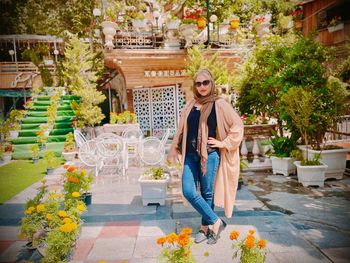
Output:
[195, 74, 212, 97]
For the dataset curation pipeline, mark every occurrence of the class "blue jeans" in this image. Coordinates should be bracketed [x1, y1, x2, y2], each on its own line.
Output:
[182, 151, 220, 226]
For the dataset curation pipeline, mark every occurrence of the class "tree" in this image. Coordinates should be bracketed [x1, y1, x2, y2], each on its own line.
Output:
[63, 36, 105, 127]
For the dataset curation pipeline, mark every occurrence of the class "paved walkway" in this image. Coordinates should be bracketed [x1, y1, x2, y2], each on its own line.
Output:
[0, 162, 350, 262]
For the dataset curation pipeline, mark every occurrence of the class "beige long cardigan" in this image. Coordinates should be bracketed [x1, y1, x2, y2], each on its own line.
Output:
[170, 98, 244, 218]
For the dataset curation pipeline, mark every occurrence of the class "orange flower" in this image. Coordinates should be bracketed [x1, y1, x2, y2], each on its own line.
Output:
[157, 237, 166, 245]
[230, 230, 239, 240]
[166, 232, 178, 243]
[249, 229, 255, 236]
[67, 166, 75, 172]
[180, 227, 192, 235]
[67, 177, 80, 183]
[184, 250, 191, 257]
[63, 164, 69, 169]
[258, 239, 267, 249]
[245, 236, 255, 249]
[178, 234, 190, 246]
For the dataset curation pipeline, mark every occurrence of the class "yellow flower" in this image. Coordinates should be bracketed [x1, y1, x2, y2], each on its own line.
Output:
[24, 209, 32, 215]
[49, 193, 56, 199]
[46, 213, 53, 221]
[62, 217, 72, 224]
[58, 210, 67, 217]
[28, 206, 35, 212]
[166, 232, 178, 243]
[98, 261, 106, 263]
[230, 230, 239, 240]
[77, 204, 86, 212]
[157, 237, 166, 245]
[245, 236, 255, 249]
[57, 193, 63, 198]
[72, 191, 81, 198]
[81, 169, 86, 176]
[59, 223, 72, 233]
[249, 229, 255, 236]
[204, 251, 209, 257]
[180, 227, 192, 235]
[36, 204, 46, 213]
[70, 221, 78, 230]
[258, 239, 267, 249]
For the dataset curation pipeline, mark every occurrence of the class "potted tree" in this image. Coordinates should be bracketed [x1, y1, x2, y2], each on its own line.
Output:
[138, 167, 170, 206]
[268, 131, 298, 176]
[62, 133, 76, 162]
[43, 151, 59, 175]
[281, 88, 328, 187]
[30, 144, 40, 164]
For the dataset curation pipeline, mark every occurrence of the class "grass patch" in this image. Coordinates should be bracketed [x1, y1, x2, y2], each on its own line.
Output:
[0, 160, 61, 204]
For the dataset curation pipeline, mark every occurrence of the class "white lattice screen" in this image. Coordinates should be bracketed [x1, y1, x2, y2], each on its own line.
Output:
[133, 85, 185, 138]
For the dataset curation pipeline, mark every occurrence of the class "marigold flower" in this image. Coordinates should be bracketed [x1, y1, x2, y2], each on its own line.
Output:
[77, 204, 86, 212]
[63, 164, 69, 169]
[258, 239, 267, 249]
[59, 223, 72, 233]
[157, 237, 166, 245]
[166, 232, 178, 243]
[72, 191, 81, 198]
[245, 236, 255, 249]
[249, 229, 255, 236]
[67, 177, 79, 183]
[24, 209, 32, 215]
[178, 234, 190, 247]
[36, 204, 45, 213]
[180, 227, 192, 235]
[58, 210, 67, 217]
[46, 213, 53, 221]
[49, 193, 56, 199]
[67, 166, 75, 172]
[63, 217, 72, 224]
[57, 193, 63, 198]
[70, 221, 78, 230]
[230, 230, 239, 240]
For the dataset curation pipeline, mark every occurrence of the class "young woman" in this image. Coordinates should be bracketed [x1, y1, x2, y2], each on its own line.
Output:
[167, 68, 243, 244]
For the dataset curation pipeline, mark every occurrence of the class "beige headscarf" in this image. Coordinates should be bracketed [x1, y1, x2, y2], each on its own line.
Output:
[192, 69, 220, 175]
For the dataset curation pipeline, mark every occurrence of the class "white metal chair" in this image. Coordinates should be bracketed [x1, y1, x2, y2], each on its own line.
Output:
[95, 133, 127, 176]
[78, 140, 102, 176]
[138, 136, 165, 166]
[74, 129, 87, 149]
[160, 128, 171, 147]
[122, 127, 143, 166]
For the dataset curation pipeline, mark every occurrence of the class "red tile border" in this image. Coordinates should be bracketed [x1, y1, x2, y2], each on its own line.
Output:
[98, 221, 140, 238]
[0, 240, 14, 254]
[73, 239, 94, 261]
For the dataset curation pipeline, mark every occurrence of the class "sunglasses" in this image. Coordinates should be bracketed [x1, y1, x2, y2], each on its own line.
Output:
[195, 80, 211, 88]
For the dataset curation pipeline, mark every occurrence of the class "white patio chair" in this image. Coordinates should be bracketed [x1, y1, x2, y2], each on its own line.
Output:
[122, 127, 143, 166]
[96, 137, 124, 176]
[138, 136, 165, 166]
[78, 140, 102, 176]
[160, 128, 171, 147]
[74, 129, 87, 149]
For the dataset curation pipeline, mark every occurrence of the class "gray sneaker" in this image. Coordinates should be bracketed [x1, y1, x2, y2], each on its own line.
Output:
[194, 229, 208, 243]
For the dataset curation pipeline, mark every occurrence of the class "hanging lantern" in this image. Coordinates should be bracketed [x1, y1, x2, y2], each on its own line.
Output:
[53, 49, 59, 55]
[230, 18, 240, 30]
[197, 17, 207, 30]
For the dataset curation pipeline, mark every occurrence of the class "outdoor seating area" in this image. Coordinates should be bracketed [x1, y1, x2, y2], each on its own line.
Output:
[0, 0, 350, 262]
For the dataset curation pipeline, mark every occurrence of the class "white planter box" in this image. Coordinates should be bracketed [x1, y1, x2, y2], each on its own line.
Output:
[138, 174, 169, 206]
[328, 23, 344, 33]
[2, 153, 12, 163]
[299, 146, 349, 180]
[294, 161, 327, 187]
[271, 156, 296, 176]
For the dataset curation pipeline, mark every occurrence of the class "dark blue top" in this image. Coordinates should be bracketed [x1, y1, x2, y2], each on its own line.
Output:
[186, 103, 218, 154]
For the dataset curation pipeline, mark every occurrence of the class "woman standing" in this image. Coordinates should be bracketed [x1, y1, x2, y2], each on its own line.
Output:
[167, 69, 243, 244]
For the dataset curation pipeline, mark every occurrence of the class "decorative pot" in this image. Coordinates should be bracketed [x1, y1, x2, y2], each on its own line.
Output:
[166, 19, 181, 30]
[81, 192, 92, 206]
[2, 153, 12, 162]
[271, 156, 296, 176]
[101, 21, 118, 49]
[62, 152, 76, 161]
[180, 24, 196, 48]
[138, 173, 169, 206]
[328, 23, 344, 33]
[9, 130, 19, 139]
[294, 161, 327, 187]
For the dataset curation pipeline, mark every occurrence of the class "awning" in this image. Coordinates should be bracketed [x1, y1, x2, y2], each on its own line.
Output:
[0, 90, 31, 97]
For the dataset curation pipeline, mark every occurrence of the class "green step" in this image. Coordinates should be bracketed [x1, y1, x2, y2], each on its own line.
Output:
[19, 128, 73, 137]
[12, 142, 65, 159]
[34, 101, 51, 106]
[21, 122, 72, 130]
[12, 135, 67, 144]
[62, 95, 80, 100]
[35, 96, 52, 101]
[22, 117, 47, 124]
[31, 104, 73, 111]
[27, 111, 74, 118]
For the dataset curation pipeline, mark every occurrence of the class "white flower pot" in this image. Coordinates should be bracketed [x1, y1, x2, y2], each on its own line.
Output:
[166, 19, 181, 30]
[328, 23, 344, 33]
[271, 156, 296, 176]
[9, 130, 19, 139]
[294, 161, 327, 187]
[62, 152, 76, 161]
[299, 146, 349, 180]
[138, 174, 169, 206]
[2, 153, 12, 163]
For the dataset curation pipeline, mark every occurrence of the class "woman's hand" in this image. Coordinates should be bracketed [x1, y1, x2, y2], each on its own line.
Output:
[166, 147, 179, 165]
[207, 137, 225, 148]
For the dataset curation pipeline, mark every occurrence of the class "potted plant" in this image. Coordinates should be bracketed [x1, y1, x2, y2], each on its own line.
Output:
[0, 142, 13, 163]
[7, 109, 24, 139]
[267, 131, 298, 176]
[62, 133, 76, 162]
[281, 88, 328, 187]
[327, 16, 344, 33]
[138, 167, 170, 206]
[43, 151, 59, 175]
[30, 144, 40, 164]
